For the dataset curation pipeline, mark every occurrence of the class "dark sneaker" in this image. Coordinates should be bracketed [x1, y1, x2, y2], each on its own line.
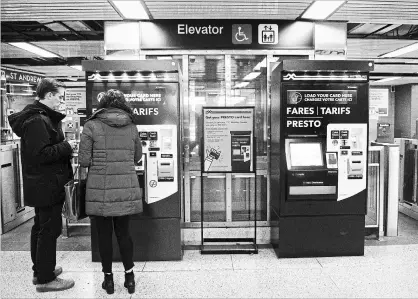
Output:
[36, 277, 75, 292]
[32, 266, 63, 285]
[124, 272, 135, 294]
[102, 274, 114, 295]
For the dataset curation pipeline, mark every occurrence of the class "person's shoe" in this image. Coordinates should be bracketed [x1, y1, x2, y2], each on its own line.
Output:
[124, 272, 135, 294]
[36, 277, 75, 293]
[102, 274, 114, 295]
[32, 266, 63, 285]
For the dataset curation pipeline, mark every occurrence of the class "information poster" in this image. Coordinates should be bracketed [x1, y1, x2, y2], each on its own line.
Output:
[64, 88, 86, 116]
[203, 107, 254, 172]
[369, 88, 389, 117]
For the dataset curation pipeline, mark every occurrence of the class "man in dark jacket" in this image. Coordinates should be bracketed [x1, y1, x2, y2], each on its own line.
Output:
[8, 78, 76, 292]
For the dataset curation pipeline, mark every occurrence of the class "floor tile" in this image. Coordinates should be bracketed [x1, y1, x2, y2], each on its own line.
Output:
[232, 248, 322, 270]
[132, 268, 343, 298]
[326, 264, 418, 298]
[1, 251, 33, 273]
[1, 230, 31, 243]
[1, 212, 418, 298]
[58, 251, 145, 272]
[143, 250, 233, 272]
[55, 271, 133, 299]
[0, 271, 58, 298]
[1, 241, 30, 251]
[56, 242, 83, 251]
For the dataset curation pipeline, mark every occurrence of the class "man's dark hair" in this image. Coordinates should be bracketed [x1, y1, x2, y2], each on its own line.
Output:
[98, 89, 133, 116]
[36, 78, 65, 100]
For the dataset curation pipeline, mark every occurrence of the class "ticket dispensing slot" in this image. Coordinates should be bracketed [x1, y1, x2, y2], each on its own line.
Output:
[158, 160, 174, 182]
[348, 158, 364, 176]
[285, 138, 338, 201]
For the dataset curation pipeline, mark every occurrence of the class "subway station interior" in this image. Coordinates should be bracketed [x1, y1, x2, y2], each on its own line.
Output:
[1, 0, 418, 298]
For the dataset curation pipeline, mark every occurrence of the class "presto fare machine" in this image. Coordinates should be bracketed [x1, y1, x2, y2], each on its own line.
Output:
[83, 60, 182, 261]
[270, 60, 373, 257]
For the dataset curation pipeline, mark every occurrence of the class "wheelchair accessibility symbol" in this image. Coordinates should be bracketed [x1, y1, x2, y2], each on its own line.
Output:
[232, 24, 252, 44]
[235, 27, 248, 42]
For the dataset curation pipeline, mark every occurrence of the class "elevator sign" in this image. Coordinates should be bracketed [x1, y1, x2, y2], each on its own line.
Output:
[140, 20, 314, 50]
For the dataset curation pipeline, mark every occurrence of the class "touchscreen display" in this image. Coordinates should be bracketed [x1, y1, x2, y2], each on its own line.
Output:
[289, 143, 323, 167]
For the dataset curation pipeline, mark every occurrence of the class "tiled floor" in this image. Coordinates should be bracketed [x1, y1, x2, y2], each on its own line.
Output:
[1, 213, 418, 298]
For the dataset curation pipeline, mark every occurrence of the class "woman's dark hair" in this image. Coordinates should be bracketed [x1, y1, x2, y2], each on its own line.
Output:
[97, 89, 133, 116]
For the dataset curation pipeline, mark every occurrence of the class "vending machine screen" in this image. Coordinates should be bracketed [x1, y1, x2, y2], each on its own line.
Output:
[289, 142, 324, 168]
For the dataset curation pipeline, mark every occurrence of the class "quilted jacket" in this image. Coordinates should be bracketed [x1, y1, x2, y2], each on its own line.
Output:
[78, 108, 142, 216]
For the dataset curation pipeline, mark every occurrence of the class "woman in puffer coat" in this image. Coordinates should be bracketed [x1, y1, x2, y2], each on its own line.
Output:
[78, 89, 142, 295]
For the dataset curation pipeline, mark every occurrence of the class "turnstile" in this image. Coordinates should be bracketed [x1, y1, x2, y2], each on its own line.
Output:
[0, 143, 34, 234]
[395, 138, 418, 203]
[404, 149, 418, 204]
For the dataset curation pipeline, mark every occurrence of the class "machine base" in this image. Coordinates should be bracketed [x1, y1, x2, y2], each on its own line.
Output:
[276, 215, 365, 258]
[91, 217, 182, 262]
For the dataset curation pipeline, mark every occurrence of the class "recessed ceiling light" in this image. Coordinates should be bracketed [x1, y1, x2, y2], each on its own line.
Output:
[243, 72, 261, 81]
[349, 24, 387, 35]
[379, 42, 418, 58]
[374, 77, 401, 83]
[8, 42, 60, 58]
[300, 0, 346, 20]
[69, 65, 83, 71]
[63, 21, 92, 32]
[109, 0, 150, 20]
[253, 57, 280, 71]
[375, 24, 402, 35]
[233, 82, 250, 89]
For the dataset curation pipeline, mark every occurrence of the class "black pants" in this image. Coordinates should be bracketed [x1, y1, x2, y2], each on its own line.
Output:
[95, 215, 134, 273]
[31, 201, 63, 284]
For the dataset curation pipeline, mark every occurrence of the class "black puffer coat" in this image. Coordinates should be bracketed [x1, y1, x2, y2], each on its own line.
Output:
[8, 101, 73, 207]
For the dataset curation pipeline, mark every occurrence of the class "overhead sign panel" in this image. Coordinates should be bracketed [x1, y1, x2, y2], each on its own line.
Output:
[140, 20, 314, 50]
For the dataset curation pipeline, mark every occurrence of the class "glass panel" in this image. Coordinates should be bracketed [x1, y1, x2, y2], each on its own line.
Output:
[230, 55, 267, 155]
[191, 175, 226, 222]
[366, 150, 380, 226]
[232, 175, 267, 221]
[190, 175, 201, 222]
[188, 55, 226, 164]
